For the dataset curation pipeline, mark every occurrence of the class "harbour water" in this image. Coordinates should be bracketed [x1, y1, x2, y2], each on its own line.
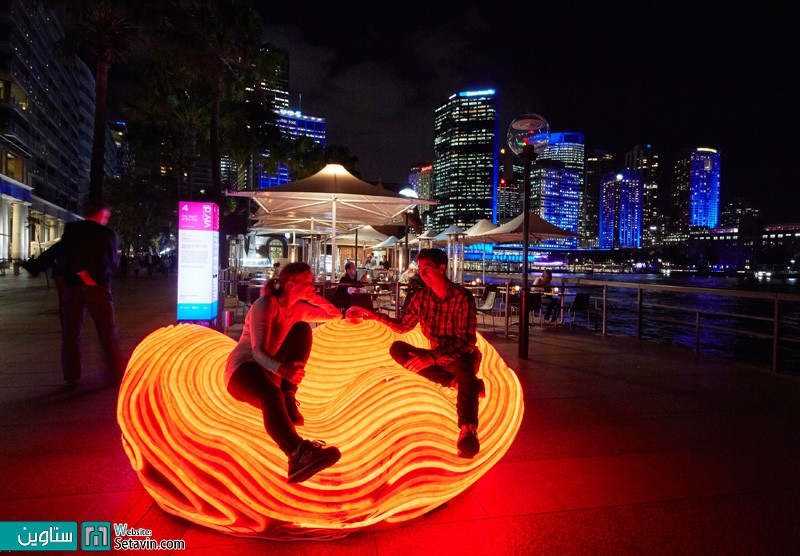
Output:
[469, 271, 800, 373]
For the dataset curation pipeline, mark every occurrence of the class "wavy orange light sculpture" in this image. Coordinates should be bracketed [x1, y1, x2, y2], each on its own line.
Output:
[117, 320, 523, 539]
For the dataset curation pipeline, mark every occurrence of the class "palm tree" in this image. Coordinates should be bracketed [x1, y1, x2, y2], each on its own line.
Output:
[159, 0, 265, 205]
[47, 0, 147, 202]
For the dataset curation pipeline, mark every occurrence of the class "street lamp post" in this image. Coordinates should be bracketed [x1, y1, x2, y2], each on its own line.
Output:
[507, 114, 550, 359]
[399, 188, 418, 272]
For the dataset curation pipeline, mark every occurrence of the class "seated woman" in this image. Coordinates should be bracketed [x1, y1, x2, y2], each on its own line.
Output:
[533, 269, 560, 323]
[225, 262, 343, 483]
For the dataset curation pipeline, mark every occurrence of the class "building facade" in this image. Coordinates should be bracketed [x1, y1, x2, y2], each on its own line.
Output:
[671, 147, 721, 233]
[256, 109, 326, 188]
[582, 149, 614, 248]
[1, 0, 96, 265]
[432, 89, 498, 230]
[530, 160, 581, 249]
[408, 164, 433, 227]
[625, 144, 660, 246]
[599, 170, 643, 249]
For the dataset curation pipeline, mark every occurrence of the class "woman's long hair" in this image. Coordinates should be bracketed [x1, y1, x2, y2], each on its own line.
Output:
[262, 262, 311, 297]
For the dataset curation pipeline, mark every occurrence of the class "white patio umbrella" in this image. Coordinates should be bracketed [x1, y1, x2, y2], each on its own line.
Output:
[228, 164, 436, 281]
[462, 219, 499, 282]
[472, 211, 583, 244]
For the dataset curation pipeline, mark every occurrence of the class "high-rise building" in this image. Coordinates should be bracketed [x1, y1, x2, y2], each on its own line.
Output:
[599, 170, 643, 249]
[496, 147, 521, 221]
[257, 44, 290, 110]
[432, 89, 498, 230]
[242, 46, 326, 189]
[1, 0, 96, 263]
[530, 160, 581, 249]
[408, 164, 433, 227]
[256, 109, 326, 188]
[532, 132, 584, 249]
[582, 149, 614, 248]
[625, 144, 660, 246]
[671, 147, 721, 233]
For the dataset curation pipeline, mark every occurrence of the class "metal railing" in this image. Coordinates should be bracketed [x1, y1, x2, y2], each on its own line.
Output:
[488, 278, 800, 374]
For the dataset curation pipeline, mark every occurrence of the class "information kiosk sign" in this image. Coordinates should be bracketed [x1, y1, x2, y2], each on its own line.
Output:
[177, 202, 219, 321]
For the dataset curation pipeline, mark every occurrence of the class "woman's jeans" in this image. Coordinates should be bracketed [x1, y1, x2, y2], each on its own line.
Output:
[227, 322, 312, 455]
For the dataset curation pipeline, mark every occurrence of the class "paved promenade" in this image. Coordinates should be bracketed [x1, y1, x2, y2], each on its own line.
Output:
[1, 272, 799, 555]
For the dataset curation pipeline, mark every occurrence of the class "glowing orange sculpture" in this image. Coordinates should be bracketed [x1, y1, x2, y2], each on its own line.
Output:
[117, 320, 523, 539]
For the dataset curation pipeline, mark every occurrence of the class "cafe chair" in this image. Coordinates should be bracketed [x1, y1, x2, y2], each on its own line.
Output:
[509, 291, 544, 330]
[476, 287, 499, 330]
[564, 292, 591, 330]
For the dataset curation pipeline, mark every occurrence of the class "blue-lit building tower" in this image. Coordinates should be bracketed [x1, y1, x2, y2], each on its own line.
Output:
[599, 171, 643, 249]
[257, 109, 326, 188]
[530, 160, 581, 249]
[671, 147, 721, 233]
[433, 89, 498, 230]
[531, 132, 584, 249]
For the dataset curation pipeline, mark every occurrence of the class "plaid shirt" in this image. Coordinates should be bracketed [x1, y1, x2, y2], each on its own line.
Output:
[379, 281, 477, 366]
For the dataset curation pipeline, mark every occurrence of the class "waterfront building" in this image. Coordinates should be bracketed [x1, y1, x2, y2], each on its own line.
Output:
[530, 159, 581, 249]
[599, 170, 643, 249]
[583, 149, 614, 248]
[625, 144, 660, 246]
[760, 223, 800, 267]
[432, 89, 498, 230]
[721, 197, 761, 228]
[671, 147, 721, 233]
[1, 0, 97, 264]
[409, 164, 433, 227]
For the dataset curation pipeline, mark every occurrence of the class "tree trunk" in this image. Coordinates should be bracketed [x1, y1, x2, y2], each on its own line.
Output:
[89, 46, 112, 203]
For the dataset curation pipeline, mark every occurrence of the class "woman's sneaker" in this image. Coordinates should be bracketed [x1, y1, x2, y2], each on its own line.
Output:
[287, 440, 341, 483]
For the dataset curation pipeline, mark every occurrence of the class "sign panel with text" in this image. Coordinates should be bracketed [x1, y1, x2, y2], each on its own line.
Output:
[177, 202, 219, 321]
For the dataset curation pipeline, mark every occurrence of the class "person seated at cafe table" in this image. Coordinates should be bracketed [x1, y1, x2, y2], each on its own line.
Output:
[533, 269, 560, 323]
[332, 261, 362, 313]
[346, 248, 484, 459]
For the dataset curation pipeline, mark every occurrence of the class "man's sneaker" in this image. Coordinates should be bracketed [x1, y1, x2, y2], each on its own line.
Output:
[285, 391, 304, 426]
[457, 424, 480, 459]
[287, 440, 341, 484]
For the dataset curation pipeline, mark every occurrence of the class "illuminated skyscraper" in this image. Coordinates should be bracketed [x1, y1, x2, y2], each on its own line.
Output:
[600, 170, 643, 249]
[433, 89, 498, 229]
[525, 132, 584, 249]
[496, 146, 521, 221]
[625, 144, 661, 245]
[583, 149, 614, 248]
[530, 160, 581, 249]
[408, 164, 433, 227]
[671, 147, 721, 232]
[257, 109, 326, 188]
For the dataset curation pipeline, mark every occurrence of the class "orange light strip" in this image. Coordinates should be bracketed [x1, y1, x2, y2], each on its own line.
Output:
[117, 320, 524, 539]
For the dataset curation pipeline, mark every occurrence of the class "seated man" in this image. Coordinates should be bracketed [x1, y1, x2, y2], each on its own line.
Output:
[347, 248, 483, 458]
[332, 261, 361, 313]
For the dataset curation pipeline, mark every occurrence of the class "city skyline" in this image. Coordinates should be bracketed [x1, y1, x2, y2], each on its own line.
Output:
[239, 2, 796, 223]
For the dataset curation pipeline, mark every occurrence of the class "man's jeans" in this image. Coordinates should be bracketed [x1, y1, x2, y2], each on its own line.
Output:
[389, 341, 481, 427]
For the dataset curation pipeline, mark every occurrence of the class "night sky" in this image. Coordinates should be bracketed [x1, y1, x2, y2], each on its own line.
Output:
[112, 2, 795, 222]
[252, 2, 796, 222]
